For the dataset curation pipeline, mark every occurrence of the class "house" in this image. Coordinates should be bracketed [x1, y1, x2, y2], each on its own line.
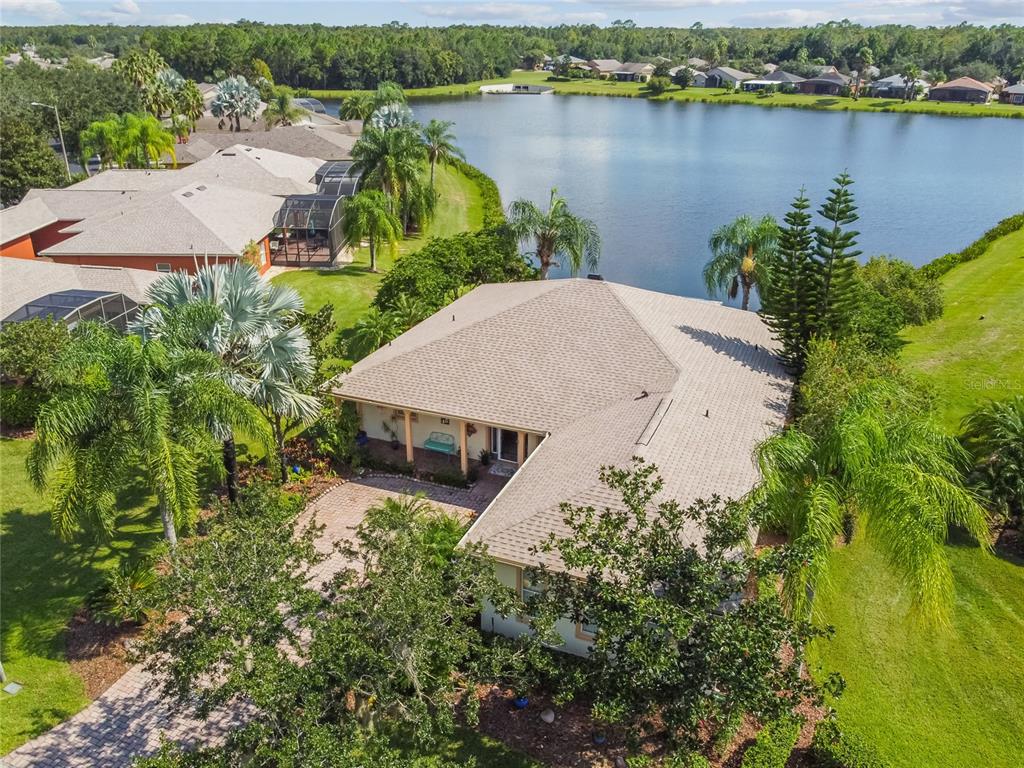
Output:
[687, 57, 710, 70]
[613, 62, 656, 83]
[929, 77, 994, 103]
[331, 279, 792, 655]
[795, 71, 852, 96]
[586, 59, 623, 78]
[668, 66, 707, 87]
[551, 55, 588, 71]
[0, 258, 160, 331]
[3, 145, 355, 273]
[999, 83, 1024, 104]
[867, 74, 926, 99]
[704, 66, 756, 88]
[171, 124, 361, 167]
[741, 70, 805, 91]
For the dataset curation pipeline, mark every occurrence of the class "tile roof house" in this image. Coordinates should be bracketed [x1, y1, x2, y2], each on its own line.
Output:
[332, 279, 792, 654]
[928, 76, 994, 103]
[704, 66, 756, 88]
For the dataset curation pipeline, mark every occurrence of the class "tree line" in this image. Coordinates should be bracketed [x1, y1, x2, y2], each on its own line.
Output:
[2, 20, 1022, 89]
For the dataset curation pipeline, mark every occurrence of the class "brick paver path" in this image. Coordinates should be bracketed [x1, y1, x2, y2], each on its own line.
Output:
[2, 478, 493, 768]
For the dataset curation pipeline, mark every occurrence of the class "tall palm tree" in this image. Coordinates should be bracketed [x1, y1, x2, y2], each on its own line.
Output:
[339, 93, 375, 122]
[852, 46, 873, 99]
[373, 80, 406, 108]
[351, 126, 426, 214]
[177, 79, 206, 131]
[703, 214, 779, 311]
[421, 119, 465, 192]
[754, 379, 989, 621]
[134, 114, 176, 168]
[28, 325, 261, 546]
[80, 116, 121, 171]
[347, 308, 399, 361]
[113, 48, 166, 90]
[901, 63, 922, 101]
[341, 190, 402, 273]
[263, 88, 305, 129]
[507, 188, 602, 279]
[210, 75, 260, 132]
[137, 263, 321, 490]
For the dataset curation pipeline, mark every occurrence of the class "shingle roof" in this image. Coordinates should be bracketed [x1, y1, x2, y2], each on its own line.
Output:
[1003, 83, 1024, 94]
[763, 70, 805, 83]
[0, 197, 57, 243]
[22, 189, 143, 221]
[168, 125, 359, 165]
[334, 279, 793, 570]
[40, 182, 283, 258]
[0, 258, 161, 319]
[707, 66, 756, 82]
[588, 59, 623, 71]
[615, 62, 655, 74]
[933, 76, 994, 92]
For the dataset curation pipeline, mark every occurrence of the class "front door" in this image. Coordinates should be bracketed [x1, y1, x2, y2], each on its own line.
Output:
[491, 428, 519, 463]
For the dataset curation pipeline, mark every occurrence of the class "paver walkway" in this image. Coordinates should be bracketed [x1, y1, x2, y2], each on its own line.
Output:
[2, 478, 493, 768]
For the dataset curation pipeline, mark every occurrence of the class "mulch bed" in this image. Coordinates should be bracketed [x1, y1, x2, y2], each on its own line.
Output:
[0, 424, 34, 439]
[65, 609, 140, 699]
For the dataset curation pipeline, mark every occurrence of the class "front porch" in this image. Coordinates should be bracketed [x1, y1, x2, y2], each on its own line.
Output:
[362, 437, 512, 499]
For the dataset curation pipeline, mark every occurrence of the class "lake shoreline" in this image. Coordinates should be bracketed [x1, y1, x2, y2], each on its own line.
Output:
[312, 71, 1023, 120]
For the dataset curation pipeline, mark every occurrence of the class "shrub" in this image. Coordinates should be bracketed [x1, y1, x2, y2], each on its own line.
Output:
[424, 466, 470, 489]
[450, 159, 504, 226]
[646, 76, 671, 95]
[811, 719, 889, 768]
[664, 752, 712, 768]
[920, 212, 1024, 279]
[858, 256, 943, 326]
[740, 716, 802, 768]
[0, 317, 71, 427]
[310, 399, 362, 466]
[89, 560, 158, 626]
[0, 384, 48, 427]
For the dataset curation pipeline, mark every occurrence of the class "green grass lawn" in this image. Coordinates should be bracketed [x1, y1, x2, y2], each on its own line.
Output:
[0, 437, 164, 754]
[901, 227, 1024, 432]
[311, 70, 1024, 119]
[271, 162, 484, 340]
[807, 540, 1024, 768]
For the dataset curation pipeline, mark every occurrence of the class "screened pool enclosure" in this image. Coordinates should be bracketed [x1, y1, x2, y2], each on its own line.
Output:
[2, 290, 142, 332]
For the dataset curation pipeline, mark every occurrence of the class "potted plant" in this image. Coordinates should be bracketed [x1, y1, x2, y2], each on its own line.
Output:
[381, 420, 400, 451]
[478, 448, 492, 466]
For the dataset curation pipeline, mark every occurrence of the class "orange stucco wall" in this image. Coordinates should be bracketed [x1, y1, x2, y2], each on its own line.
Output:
[31, 220, 79, 253]
[46, 254, 244, 274]
[0, 234, 36, 259]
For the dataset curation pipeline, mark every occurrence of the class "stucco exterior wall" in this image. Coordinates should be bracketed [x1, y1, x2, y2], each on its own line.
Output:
[45, 254, 242, 274]
[31, 220, 78, 253]
[0, 234, 36, 260]
[481, 561, 595, 657]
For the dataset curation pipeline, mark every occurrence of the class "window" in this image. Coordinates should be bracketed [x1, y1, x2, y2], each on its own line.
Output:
[576, 618, 598, 640]
[155, 263, 172, 273]
[517, 568, 544, 620]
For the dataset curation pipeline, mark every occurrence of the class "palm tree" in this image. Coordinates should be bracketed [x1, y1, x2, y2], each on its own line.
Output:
[263, 88, 305, 129]
[340, 93, 375, 122]
[351, 126, 426, 214]
[347, 308, 399, 361]
[210, 75, 260, 132]
[28, 325, 260, 546]
[507, 188, 602, 279]
[80, 116, 121, 171]
[113, 48, 166, 90]
[373, 80, 406, 108]
[341, 190, 402, 273]
[901, 63, 921, 101]
[391, 294, 428, 331]
[137, 263, 321, 490]
[961, 396, 1024, 536]
[754, 379, 989, 621]
[177, 79, 206, 131]
[852, 46, 873, 99]
[134, 114, 176, 168]
[421, 119, 465, 192]
[703, 214, 779, 311]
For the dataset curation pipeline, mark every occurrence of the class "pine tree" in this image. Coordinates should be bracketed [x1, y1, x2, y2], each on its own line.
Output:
[760, 189, 817, 372]
[812, 172, 862, 337]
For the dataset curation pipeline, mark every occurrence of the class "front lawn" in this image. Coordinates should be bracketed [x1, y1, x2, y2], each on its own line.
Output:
[271, 162, 484, 339]
[0, 437, 164, 754]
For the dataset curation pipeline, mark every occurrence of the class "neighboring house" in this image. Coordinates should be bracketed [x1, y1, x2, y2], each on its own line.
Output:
[586, 59, 623, 78]
[868, 74, 930, 99]
[331, 279, 792, 655]
[613, 62, 656, 83]
[171, 124, 361, 166]
[0, 258, 160, 331]
[763, 70, 805, 85]
[999, 83, 1024, 104]
[3, 145, 355, 273]
[742, 70, 805, 91]
[687, 57, 710, 70]
[704, 66, 756, 88]
[928, 76, 994, 103]
[795, 71, 852, 95]
[668, 66, 707, 87]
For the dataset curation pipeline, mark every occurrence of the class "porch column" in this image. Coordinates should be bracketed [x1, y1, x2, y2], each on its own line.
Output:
[404, 410, 414, 464]
[459, 420, 469, 476]
[517, 431, 526, 465]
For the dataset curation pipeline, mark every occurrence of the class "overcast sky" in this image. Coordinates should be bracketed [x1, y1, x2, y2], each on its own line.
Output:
[1, 0, 1021, 28]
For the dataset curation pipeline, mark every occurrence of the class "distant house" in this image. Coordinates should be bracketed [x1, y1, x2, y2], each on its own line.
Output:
[668, 66, 707, 87]
[868, 74, 929, 100]
[999, 83, 1024, 104]
[552, 55, 588, 71]
[171, 124, 360, 166]
[687, 57, 710, 70]
[928, 77, 993, 103]
[763, 70, 805, 84]
[613, 62, 656, 83]
[795, 71, 852, 96]
[704, 66, 756, 88]
[742, 70, 804, 91]
[586, 59, 623, 78]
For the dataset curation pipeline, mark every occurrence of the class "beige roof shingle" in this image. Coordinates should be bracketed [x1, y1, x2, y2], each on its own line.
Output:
[0, 197, 58, 243]
[0, 259, 161, 319]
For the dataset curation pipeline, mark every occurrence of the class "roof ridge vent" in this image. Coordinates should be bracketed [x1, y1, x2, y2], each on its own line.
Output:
[635, 397, 672, 446]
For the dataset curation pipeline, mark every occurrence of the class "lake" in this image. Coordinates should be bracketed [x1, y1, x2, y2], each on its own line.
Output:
[327, 96, 1024, 303]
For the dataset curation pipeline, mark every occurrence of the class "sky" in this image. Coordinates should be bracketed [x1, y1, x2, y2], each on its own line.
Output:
[0, 0, 1021, 28]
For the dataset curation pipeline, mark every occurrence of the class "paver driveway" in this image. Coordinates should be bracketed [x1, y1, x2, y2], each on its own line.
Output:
[2, 477, 493, 768]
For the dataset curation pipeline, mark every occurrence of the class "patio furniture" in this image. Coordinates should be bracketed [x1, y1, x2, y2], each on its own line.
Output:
[424, 431, 457, 458]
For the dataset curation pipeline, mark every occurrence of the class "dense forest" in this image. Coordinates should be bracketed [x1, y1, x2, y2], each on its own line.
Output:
[1, 20, 1022, 89]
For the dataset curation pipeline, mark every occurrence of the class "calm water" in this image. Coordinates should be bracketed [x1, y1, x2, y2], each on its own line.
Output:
[328, 96, 1024, 302]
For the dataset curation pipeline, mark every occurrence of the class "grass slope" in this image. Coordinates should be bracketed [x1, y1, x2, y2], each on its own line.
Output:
[271, 162, 484, 340]
[312, 70, 1024, 119]
[807, 540, 1024, 768]
[0, 438, 163, 753]
[901, 227, 1024, 431]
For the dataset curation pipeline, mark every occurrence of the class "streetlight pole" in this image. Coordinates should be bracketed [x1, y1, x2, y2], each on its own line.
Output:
[31, 101, 71, 181]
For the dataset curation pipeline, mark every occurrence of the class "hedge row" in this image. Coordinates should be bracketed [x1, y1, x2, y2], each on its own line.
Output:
[740, 716, 802, 768]
[810, 719, 890, 768]
[919, 212, 1024, 280]
[451, 158, 505, 226]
